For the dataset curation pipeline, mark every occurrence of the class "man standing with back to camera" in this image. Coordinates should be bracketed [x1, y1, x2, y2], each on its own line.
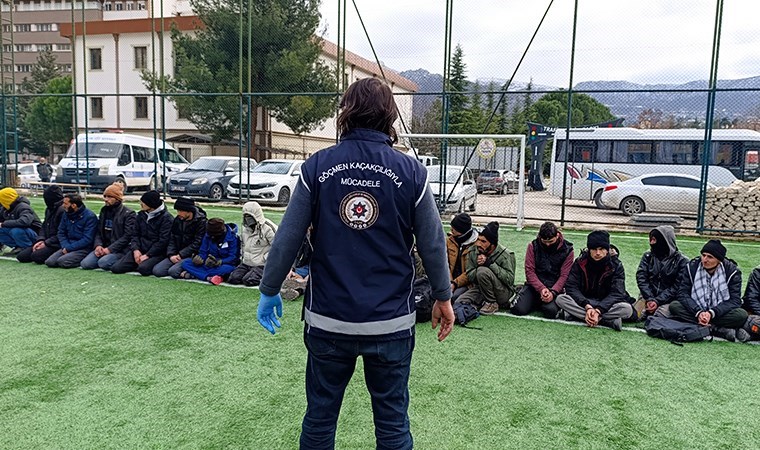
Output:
[257, 78, 454, 450]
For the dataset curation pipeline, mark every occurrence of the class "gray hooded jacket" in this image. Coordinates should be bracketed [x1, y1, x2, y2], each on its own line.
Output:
[241, 201, 277, 267]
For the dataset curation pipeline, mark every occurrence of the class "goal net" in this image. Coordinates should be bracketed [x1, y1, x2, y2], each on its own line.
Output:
[398, 133, 527, 230]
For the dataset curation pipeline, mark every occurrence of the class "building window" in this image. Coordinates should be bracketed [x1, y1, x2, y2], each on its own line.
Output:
[58, 64, 72, 72]
[115, 2, 123, 10]
[35, 24, 55, 32]
[104, 2, 112, 10]
[1, 25, 10, 33]
[135, 97, 148, 119]
[3, 65, 12, 73]
[37, 44, 53, 51]
[15, 44, 33, 52]
[134, 46, 147, 70]
[89, 48, 102, 70]
[55, 43, 71, 51]
[91, 97, 103, 119]
[15, 64, 33, 72]
[2, 45, 11, 52]
[15, 24, 32, 32]
[176, 103, 189, 120]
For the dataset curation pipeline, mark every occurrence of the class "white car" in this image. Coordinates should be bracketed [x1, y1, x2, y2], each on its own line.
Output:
[427, 165, 477, 213]
[227, 159, 304, 206]
[600, 173, 714, 216]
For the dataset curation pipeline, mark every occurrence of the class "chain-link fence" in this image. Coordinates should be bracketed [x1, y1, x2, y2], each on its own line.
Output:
[1, 0, 758, 233]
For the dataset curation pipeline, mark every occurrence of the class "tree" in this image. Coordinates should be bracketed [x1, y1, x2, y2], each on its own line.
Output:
[527, 91, 615, 127]
[636, 108, 664, 129]
[463, 81, 486, 133]
[146, 0, 336, 153]
[483, 81, 501, 134]
[17, 50, 65, 156]
[23, 77, 72, 156]
[446, 44, 469, 134]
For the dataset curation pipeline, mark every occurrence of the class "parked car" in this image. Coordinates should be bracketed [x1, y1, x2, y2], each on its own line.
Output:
[227, 159, 304, 206]
[427, 165, 477, 213]
[600, 173, 714, 216]
[167, 156, 257, 200]
[476, 169, 518, 194]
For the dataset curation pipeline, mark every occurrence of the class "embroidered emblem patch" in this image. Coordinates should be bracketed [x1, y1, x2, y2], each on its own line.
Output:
[339, 191, 379, 230]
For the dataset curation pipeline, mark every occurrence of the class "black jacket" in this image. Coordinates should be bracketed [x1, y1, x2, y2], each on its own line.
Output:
[166, 206, 207, 258]
[94, 202, 137, 254]
[677, 257, 742, 319]
[0, 197, 42, 233]
[636, 225, 688, 305]
[37, 201, 65, 249]
[565, 250, 630, 313]
[743, 267, 760, 315]
[129, 206, 173, 257]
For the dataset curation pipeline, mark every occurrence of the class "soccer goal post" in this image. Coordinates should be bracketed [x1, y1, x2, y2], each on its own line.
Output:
[398, 133, 527, 230]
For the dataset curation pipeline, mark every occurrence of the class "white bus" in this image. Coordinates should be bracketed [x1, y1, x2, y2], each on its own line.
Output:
[549, 127, 760, 207]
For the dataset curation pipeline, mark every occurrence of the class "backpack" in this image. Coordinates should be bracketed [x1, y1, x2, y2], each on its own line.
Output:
[413, 277, 434, 323]
[745, 314, 760, 340]
[644, 316, 711, 345]
[453, 302, 480, 327]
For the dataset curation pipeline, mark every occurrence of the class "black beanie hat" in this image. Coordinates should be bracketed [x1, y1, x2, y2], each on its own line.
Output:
[43, 184, 63, 209]
[173, 197, 196, 212]
[140, 190, 162, 209]
[587, 230, 610, 250]
[701, 239, 727, 262]
[206, 218, 226, 237]
[450, 213, 472, 234]
[481, 221, 499, 246]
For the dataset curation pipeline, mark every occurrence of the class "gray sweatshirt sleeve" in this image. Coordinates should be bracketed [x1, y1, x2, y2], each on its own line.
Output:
[414, 186, 452, 301]
[259, 183, 312, 296]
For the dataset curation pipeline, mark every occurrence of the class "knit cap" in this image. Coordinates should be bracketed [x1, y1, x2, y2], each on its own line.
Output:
[140, 190, 162, 209]
[701, 239, 727, 262]
[104, 183, 124, 201]
[0, 187, 19, 210]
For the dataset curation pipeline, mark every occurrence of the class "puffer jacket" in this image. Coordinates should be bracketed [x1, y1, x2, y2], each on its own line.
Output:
[57, 204, 98, 252]
[636, 225, 689, 305]
[742, 266, 760, 314]
[94, 202, 136, 254]
[565, 249, 629, 313]
[446, 229, 478, 289]
[167, 206, 207, 258]
[0, 196, 42, 233]
[198, 223, 240, 266]
[130, 205, 173, 257]
[240, 201, 277, 266]
[677, 257, 742, 319]
[525, 231, 574, 295]
[465, 243, 516, 299]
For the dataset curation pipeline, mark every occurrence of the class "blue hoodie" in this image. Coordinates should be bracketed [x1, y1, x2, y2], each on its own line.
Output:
[197, 223, 240, 266]
[57, 204, 98, 252]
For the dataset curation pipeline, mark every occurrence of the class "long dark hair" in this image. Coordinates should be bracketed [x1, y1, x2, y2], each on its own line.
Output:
[337, 78, 399, 144]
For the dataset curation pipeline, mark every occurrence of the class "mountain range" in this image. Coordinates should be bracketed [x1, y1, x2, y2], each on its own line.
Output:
[399, 68, 760, 125]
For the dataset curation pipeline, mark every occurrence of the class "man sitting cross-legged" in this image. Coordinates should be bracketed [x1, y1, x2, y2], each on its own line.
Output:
[556, 230, 633, 331]
[456, 221, 516, 315]
[670, 239, 750, 342]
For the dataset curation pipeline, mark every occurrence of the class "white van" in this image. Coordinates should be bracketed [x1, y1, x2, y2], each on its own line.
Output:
[55, 132, 189, 191]
[404, 149, 439, 167]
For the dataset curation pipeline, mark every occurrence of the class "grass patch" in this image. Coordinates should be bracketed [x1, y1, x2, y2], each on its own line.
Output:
[2, 260, 760, 449]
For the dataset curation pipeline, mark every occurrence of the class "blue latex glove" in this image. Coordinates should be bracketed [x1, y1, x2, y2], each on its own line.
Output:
[257, 292, 283, 335]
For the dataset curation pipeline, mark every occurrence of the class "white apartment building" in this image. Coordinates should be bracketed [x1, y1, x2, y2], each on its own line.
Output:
[59, 13, 417, 161]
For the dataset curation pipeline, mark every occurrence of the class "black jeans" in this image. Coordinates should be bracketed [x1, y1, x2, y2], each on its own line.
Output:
[511, 285, 560, 319]
[300, 332, 414, 450]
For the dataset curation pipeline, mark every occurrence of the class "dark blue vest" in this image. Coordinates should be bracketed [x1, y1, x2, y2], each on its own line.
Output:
[300, 129, 428, 338]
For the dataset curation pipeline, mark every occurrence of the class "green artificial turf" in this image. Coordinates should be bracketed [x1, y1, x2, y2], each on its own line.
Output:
[2, 259, 760, 449]
[5, 196, 760, 448]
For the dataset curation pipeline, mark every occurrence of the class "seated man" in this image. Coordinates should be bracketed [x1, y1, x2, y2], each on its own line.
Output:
[447, 213, 478, 301]
[17, 185, 64, 264]
[0, 187, 42, 254]
[670, 239, 750, 342]
[635, 225, 688, 319]
[227, 201, 277, 286]
[111, 190, 173, 275]
[512, 221, 574, 319]
[181, 218, 239, 285]
[743, 265, 760, 315]
[153, 197, 207, 278]
[80, 183, 136, 271]
[45, 193, 98, 268]
[556, 230, 633, 331]
[457, 221, 516, 315]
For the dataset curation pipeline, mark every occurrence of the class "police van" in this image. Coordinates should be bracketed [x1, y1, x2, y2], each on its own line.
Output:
[55, 132, 189, 191]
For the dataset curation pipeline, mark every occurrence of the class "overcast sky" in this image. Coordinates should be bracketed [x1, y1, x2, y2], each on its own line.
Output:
[319, 0, 760, 88]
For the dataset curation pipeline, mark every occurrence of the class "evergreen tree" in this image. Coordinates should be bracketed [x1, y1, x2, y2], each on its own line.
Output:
[23, 77, 72, 156]
[464, 81, 486, 133]
[446, 44, 469, 134]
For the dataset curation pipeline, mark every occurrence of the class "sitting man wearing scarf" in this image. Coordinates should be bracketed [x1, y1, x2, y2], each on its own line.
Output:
[446, 213, 478, 301]
[670, 239, 751, 342]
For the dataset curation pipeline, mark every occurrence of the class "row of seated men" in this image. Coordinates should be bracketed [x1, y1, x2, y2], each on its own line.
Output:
[445, 213, 760, 343]
[0, 185, 308, 300]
